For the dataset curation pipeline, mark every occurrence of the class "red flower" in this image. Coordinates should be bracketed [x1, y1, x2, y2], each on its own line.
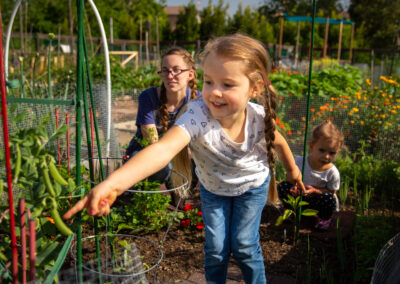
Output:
[197, 211, 202, 217]
[181, 219, 190, 227]
[196, 222, 205, 230]
[184, 204, 192, 212]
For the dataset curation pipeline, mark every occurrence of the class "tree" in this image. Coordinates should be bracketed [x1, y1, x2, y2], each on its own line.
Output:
[173, 0, 200, 42]
[349, 0, 400, 49]
[199, 0, 229, 40]
[228, 3, 276, 44]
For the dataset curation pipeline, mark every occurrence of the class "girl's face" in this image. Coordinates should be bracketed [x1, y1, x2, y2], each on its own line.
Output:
[308, 137, 340, 170]
[202, 52, 262, 127]
[160, 54, 194, 93]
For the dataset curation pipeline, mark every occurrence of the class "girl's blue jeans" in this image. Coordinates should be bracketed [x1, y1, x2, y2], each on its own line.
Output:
[199, 176, 270, 284]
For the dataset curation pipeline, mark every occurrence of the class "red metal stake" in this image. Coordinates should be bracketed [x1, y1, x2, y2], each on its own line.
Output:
[0, 15, 18, 284]
[55, 108, 61, 165]
[19, 199, 27, 283]
[28, 218, 36, 282]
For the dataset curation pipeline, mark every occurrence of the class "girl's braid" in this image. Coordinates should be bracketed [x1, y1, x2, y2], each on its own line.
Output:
[264, 86, 278, 203]
[159, 84, 169, 133]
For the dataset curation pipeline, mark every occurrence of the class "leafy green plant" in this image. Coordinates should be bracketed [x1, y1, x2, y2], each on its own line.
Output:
[112, 180, 173, 233]
[275, 195, 318, 243]
[339, 176, 350, 208]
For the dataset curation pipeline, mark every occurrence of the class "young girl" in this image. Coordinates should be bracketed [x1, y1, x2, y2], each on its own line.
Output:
[64, 34, 305, 284]
[278, 121, 343, 230]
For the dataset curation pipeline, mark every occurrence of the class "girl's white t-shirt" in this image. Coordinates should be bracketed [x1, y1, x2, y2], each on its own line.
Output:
[175, 97, 269, 196]
[295, 156, 340, 191]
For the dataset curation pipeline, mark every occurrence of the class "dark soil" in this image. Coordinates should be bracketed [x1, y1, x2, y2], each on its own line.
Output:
[63, 189, 366, 284]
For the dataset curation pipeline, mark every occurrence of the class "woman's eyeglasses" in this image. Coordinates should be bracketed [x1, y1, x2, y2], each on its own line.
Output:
[157, 67, 190, 77]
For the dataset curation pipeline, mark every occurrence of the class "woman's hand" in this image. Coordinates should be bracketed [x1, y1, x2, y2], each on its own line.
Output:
[63, 180, 118, 220]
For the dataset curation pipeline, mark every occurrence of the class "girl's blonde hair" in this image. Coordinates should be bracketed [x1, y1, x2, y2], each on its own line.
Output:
[194, 33, 279, 203]
[311, 121, 344, 149]
[159, 47, 198, 133]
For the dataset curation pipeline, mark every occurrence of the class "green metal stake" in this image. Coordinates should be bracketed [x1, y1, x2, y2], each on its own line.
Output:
[297, 0, 317, 242]
[80, 43, 103, 283]
[76, 0, 84, 282]
[82, 33, 115, 274]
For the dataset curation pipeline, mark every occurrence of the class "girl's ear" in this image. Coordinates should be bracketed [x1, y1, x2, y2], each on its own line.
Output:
[251, 80, 265, 98]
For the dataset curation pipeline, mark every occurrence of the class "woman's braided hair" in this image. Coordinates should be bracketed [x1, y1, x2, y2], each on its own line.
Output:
[159, 47, 198, 133]
[199, 33, 279, 203]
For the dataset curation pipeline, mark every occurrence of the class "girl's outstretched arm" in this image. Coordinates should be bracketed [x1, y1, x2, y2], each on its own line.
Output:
[63, 126, 190, 219]
[273, 130, 306, 193]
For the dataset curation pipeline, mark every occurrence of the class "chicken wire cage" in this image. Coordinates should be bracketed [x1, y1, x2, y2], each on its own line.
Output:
[58, 234, 163, 284]
[371, 232, 400, 284]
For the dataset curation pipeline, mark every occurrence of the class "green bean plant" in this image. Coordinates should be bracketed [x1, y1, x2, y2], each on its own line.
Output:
[0, 115, 79, 280]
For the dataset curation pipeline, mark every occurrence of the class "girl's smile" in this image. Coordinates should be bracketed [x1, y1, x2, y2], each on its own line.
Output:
[202, 52, 259, 129]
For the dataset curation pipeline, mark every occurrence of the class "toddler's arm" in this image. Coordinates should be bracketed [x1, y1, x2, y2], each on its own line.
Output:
[273, 130, 306, 193]
[63, 126, 190, 219]
[304, 185, 335, 195]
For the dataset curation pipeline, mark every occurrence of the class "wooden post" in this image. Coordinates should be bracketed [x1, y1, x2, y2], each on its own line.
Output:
[349, 23, 355, 62]
[25, 1, 28, 54]
[139, 17, 142, 66]
[294, 21, 301, 68]
[323, 17, 329, 58]
[145, 31, 149, 64]
[156, 16, 160, 60]
[110, 17, 114, 44]
[57, 25, 61, 65]
[19, 4, 24, 54]
[370, 49, 374, 88]
[337, 20, 343, 61]
[278, 14, 284, 61]
[68, 0, 74, 55]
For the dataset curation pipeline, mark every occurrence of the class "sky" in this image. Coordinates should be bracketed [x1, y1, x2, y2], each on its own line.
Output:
[164, 0, 351, 16]
[165, 0, 266, 16]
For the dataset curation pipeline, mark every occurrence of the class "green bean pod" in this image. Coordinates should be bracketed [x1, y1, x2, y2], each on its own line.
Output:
[42, 167, 56, 197]
[48, 198, 73, 236]
[48, 161, 68, 186]
[13, 143, 21, 183]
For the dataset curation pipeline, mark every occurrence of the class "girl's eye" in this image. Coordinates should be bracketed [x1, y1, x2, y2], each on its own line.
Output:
[204, 80, 212, 85]
[224, 83, 233, 88]
[330, 152, 337, 155]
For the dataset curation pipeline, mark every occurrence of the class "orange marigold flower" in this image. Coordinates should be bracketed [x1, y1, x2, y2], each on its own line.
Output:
[301, 117, 306, 121]
[380, 114, 386, 119]
[310, 108, 315, 112]
[352, 107, 359, 112]
[360, 121, 364, 125]
[288, 130, 292, 135]
[46, 217, 55, 224]
[350, 120, 355, 124]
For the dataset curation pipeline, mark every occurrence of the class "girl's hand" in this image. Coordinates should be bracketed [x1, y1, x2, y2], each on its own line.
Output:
[290, 185, 300, 196]
[286, 166, 307, 194]
[304, 186, 321, 195]
[63, 180, 118, 220]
